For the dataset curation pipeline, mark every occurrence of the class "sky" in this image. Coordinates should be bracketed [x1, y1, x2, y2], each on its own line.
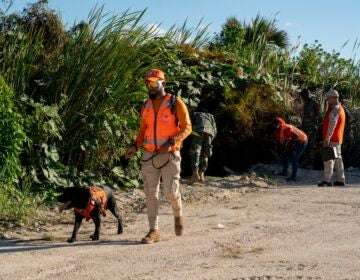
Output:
[5, 0, 360, 59]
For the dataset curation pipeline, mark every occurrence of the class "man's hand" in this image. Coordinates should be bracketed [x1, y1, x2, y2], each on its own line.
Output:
[125, 145, 137, 159]
[323, 138, 330, 147]
[159, 143, 172, 154]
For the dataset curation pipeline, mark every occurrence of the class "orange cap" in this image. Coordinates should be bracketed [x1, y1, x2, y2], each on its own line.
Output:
[145, 68, 165, 82]
[275, 116, 286, 125]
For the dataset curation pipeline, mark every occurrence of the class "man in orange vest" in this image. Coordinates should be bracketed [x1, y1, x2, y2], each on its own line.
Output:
[272, 117, 308, 182]
[318, 89, 346, 187]
[125, 69, 192, 244]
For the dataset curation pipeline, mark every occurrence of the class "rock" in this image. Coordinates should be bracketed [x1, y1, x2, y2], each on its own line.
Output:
[251, 181, 269, 188]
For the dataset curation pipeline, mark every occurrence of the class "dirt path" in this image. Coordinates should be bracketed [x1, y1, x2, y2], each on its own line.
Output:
[1, 171, 360, 280]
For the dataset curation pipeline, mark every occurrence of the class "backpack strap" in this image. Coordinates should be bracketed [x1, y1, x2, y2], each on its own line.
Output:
[169, 93, 177, 115]
[168, 93, 179, 125]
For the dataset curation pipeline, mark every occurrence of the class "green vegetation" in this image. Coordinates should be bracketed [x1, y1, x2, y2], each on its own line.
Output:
[0, 1, 359, 224]
[0, 180, 39, 225]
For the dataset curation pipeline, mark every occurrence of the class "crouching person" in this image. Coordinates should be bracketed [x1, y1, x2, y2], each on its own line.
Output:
[272, 117, 308, 182]
[125, 69, 192, 244]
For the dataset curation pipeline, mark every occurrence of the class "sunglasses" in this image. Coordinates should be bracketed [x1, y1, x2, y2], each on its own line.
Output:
[145, 79, 163, 88]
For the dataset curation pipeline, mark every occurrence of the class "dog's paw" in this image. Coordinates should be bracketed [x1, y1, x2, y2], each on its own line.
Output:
[67, 238, 75, 243]
[90, 234, 99, 241]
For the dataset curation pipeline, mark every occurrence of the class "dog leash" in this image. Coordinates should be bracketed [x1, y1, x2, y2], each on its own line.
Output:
[141, 151, 175, 169]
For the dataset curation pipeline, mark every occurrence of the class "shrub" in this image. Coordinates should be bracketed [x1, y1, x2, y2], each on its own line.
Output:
[0, 76, 25, 182]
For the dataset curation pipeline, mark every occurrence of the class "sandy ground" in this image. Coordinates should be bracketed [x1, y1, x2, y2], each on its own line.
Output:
[1, 167, 360, 280]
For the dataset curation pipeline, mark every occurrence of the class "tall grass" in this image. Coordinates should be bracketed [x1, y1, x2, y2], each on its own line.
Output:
[54, 7, 171, 171]
[0, 183, 39, 226]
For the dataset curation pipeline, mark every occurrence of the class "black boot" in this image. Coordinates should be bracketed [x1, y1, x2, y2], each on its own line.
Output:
[333, 181, 346, 187]
[274, 171, 288, 176]
[317, 181, 333, 187]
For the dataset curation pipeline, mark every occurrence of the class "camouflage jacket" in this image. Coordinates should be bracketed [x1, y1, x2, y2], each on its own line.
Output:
[302, 98, 320, 127]
[191, 112, 217, 137]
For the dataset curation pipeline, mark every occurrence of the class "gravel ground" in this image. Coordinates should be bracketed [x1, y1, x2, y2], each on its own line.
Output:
[1, 166, 360, 280]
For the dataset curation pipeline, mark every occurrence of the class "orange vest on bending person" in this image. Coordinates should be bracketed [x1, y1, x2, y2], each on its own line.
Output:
[142, 94, 181, 152]
[322, 104, 346, 144]
[275, 124, 308, 144]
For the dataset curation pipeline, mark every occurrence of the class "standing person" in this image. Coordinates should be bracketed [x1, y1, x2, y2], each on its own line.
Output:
[272, 117, 308, 182]
[318, 89, 346, 187]
[189, 108, 217, 184]
[300, 88, 320, 168]
[125, 69, 192, 244]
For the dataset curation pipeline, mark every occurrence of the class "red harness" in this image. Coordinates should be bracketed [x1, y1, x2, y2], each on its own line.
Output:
[74, 186, 107, 221]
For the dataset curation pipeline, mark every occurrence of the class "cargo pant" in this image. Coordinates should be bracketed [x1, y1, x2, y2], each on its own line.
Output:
[301, 123, 318, 168]
[189, 132, 213, 172]
[323, 143, 345, 183]
[141, 150, 182, 230]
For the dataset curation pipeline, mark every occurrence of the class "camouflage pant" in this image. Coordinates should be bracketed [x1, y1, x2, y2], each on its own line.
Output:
[189, 132, 213, 172]
[301, 124, 318, 167]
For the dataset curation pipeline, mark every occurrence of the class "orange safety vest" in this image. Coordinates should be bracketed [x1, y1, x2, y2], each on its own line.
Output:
[74, 186, 107, 221]
[322, 104, 346, 144]
[276, 124, 308, 143]
[142, 94, 181, 152]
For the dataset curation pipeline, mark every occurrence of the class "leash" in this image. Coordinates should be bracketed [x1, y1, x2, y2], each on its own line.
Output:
[141, 151, 175, 169]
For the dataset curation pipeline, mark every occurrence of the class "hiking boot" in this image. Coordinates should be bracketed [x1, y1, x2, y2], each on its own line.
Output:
[175, 216, 184, 236]
[274, 171, 288, 177]
[141, 229, 160, 244]
[333, 181, 346, 187]
[317, 181, 333, 187]
[286, 177, 296, 182]
[189, 171, 200, 185]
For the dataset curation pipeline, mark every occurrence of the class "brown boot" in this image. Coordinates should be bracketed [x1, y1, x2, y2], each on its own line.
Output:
[189, 170, 200, 185]
[141, 229, 160, 244]
[175, 216, 184, 236]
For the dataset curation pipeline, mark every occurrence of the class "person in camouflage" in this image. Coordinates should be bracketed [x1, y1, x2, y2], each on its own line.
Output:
[300, 88, 320, 169]
[189, 108, 217, 184]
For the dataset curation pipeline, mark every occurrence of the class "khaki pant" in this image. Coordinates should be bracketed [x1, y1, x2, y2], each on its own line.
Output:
[323, 143, 345, 183]
[141, 150, 182, 230]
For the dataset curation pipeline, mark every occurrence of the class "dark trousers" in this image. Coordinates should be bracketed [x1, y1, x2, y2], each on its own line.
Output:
[282, 141, 308, 179]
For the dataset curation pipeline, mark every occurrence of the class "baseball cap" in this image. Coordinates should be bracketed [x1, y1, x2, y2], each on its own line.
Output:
[325, 89, 339, 98]
[144, 69, 165, 82]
